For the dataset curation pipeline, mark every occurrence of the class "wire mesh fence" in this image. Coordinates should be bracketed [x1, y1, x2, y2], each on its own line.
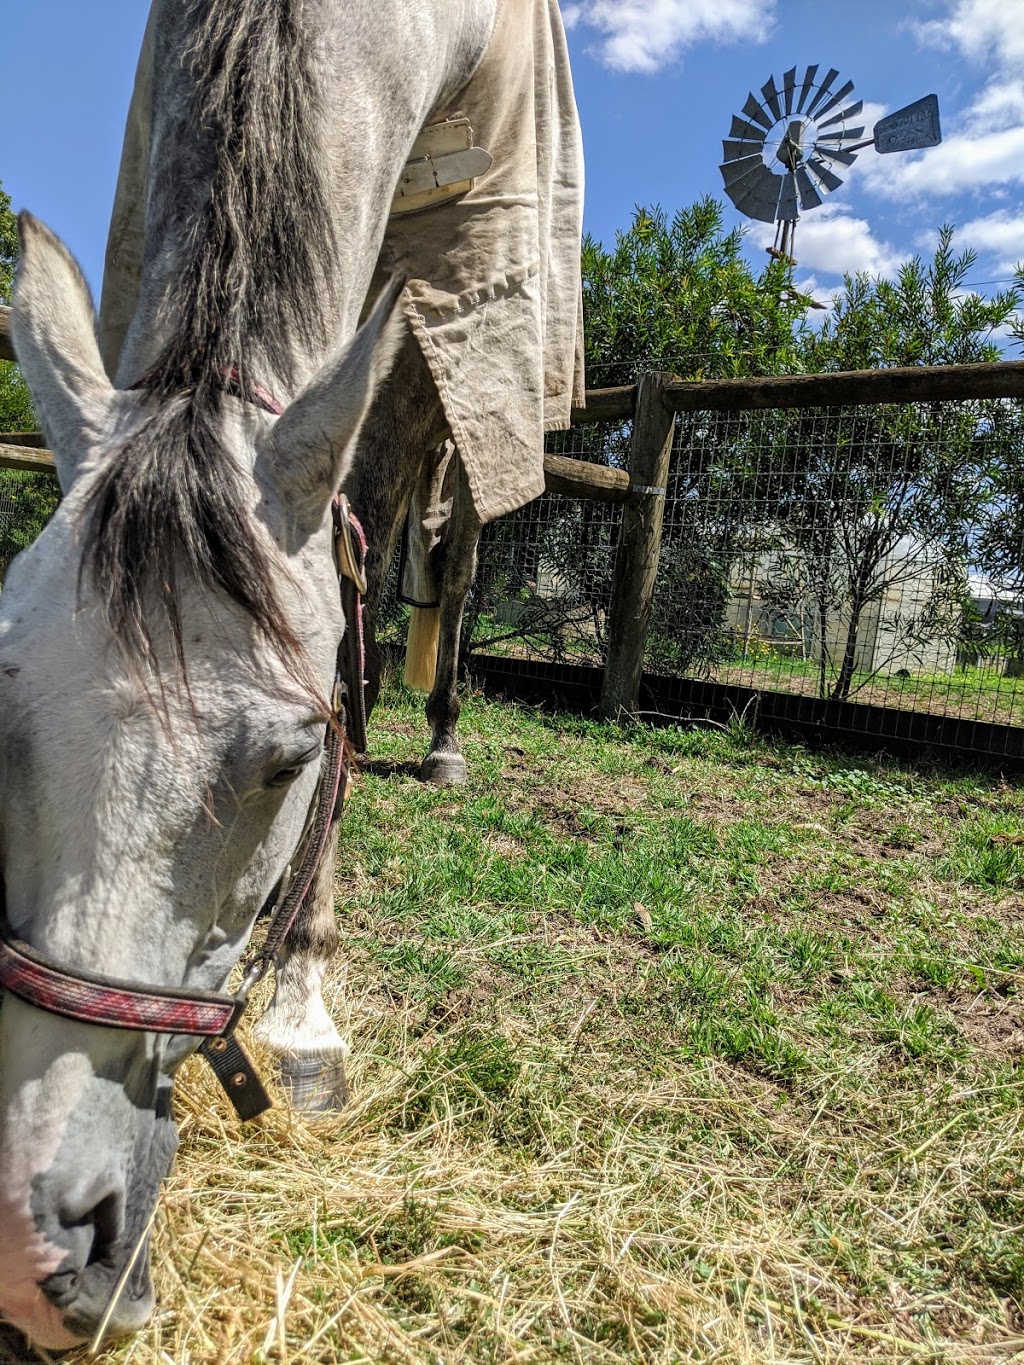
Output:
[373, 413, 630, 666]
[0, 468, 59, 582]
[0, 476, 17, 571]
[456, 394, 1024, 735]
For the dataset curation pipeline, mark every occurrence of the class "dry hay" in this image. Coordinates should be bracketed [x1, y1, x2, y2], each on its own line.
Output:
[0, 962, 1015, 1365]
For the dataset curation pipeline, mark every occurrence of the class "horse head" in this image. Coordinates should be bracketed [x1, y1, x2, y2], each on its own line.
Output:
[0, 215, 402, 1347]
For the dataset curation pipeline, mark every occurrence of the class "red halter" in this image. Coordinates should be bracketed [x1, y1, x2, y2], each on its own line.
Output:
[0, 492, 367, 1121]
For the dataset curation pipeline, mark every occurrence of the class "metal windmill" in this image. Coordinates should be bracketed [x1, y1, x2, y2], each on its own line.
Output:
[720, 66, 941, 266]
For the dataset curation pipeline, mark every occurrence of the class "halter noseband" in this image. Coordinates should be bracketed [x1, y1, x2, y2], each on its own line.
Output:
[0, 474, 368, 1122]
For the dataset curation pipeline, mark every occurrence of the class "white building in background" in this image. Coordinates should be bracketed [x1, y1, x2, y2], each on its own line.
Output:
[968, 573, 1021, 622]
[963, 573, 1024, 675]
[727, 535, 961, 677]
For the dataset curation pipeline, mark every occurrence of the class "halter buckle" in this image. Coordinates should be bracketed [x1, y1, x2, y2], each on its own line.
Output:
[235, 958, 268, 1007]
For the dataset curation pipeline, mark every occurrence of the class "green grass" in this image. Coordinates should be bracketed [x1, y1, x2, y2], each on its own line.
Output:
[327, 684, 1024, 1358]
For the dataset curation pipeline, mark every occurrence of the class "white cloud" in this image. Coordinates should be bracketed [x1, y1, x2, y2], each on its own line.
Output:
[562, 0, 775, 74]
[751, 204, 904, 281]
[916, 0, 1024, 74]
[963, 80, 1024, 134]
[852, 1, 1024, 205]
[790, 273, 832, 310]
[955, 210, 1024, 273]
[856, 101, 889, 135]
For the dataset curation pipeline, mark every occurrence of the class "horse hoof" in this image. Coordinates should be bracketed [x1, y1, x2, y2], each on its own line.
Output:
[420, 752, 468, 786]
[277, 1052, 350, 1113]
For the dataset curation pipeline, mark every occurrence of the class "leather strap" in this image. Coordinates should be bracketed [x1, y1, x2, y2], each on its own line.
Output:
[334, 495, 369, 754]
[0, 933, 242, 1036]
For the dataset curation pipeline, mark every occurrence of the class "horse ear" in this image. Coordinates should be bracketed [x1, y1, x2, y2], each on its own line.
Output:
[10, 213, 114, 494]
[263, 275, 406, 531]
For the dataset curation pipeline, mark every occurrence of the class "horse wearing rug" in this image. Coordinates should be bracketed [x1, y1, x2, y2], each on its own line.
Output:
[101, 0, 585, 786]
[0, 0, 582, 1348]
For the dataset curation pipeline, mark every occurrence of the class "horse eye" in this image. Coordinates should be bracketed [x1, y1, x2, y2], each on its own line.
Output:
[266, 765, 304, 788]
[266, 743, 322, 788]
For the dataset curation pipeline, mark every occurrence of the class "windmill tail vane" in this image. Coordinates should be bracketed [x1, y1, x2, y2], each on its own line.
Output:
[719, 64, 941, 268]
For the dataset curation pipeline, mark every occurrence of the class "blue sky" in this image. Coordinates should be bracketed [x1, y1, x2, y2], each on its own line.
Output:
[4, 0, 1023, 313]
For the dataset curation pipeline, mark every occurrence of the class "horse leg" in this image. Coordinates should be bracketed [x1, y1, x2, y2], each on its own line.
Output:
[345, 327, 483, 785]
[251, 821, 350, 1112]
[344, 331, 447, 729]
[419, 458, 482, 786]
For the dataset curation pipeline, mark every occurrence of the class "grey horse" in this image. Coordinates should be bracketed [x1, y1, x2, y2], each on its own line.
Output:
[0, 0, 582, 1348]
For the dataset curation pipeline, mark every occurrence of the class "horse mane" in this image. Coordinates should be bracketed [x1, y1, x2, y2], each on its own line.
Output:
[85, 0, 339, 672]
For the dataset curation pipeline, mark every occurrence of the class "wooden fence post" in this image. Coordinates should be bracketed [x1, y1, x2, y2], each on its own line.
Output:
[600, 372, 675, 720]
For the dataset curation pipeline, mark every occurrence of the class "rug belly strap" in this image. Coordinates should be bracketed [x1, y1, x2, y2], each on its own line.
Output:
[391, 117, 492, 217]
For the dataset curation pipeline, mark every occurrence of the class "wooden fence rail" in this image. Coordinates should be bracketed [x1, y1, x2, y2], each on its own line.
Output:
[6, 300, 1024, 719]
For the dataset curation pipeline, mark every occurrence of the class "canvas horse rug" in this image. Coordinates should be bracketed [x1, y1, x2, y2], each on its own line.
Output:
[99, 0, 586, 599]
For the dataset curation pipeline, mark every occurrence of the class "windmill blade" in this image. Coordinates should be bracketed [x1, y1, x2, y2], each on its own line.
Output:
[782, 66, 798, 115]
[742, 93, 773, 130]
[778, 173, 799, 221]
[806, 156, 845, 193]
[813, 78, 855, 124]
[722, 164, 783, 222]
[796, 167, 823, 211]
[806, 68, 840, 118]
[796, 64, 819, 113]
[719, 65, 892, 233]
[722, 138, 764, 162]
[719, 154, 763, 188]
[761, 75, 784, 122]
[817, 146, 859, 167]
[816, 126, 866, 145]
[819, 99, 863, 131]
[730, 114, 768, 143]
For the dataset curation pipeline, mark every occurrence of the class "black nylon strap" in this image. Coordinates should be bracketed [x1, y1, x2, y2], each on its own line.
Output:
[199, 1034, 274, 1120]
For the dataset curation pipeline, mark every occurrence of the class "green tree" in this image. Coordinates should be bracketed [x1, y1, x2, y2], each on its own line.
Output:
[772, 229, 1023, 699]
[970, 261, 1024, 650]
[0, 177, 34, 427]
[0, 178, 17, 302]
[582, 198, 808, 386]
[799, 228, 1018, 370]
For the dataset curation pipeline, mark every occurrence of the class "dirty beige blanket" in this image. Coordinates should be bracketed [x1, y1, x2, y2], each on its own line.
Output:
[99, 0, 585, 536]
[385, 0, 585, 527]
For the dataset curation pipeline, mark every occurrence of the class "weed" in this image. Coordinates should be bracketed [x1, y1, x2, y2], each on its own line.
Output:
[943, 822, 1024, 889]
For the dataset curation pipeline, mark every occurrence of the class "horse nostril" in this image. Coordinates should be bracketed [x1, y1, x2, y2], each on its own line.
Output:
[85, 1192, 122, 1267]
[39, 1267, 80, 1310]
[57, 1185, 125, 1272]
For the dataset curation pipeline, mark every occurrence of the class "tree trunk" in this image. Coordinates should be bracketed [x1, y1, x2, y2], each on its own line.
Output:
[816, 596, 830, 699]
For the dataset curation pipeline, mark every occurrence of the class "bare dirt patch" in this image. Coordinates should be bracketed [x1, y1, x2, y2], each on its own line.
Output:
[929, 988, 1024, 1060]
[503, 764, 653, 838]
